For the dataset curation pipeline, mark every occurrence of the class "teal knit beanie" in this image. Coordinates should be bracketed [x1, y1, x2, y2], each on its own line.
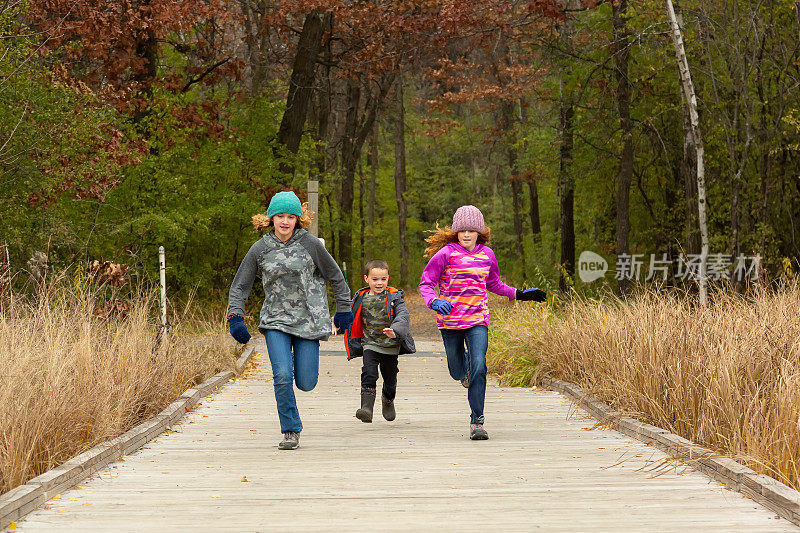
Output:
[267, 191, 303, 218]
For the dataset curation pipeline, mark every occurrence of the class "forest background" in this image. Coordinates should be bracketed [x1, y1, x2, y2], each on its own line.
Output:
[2, 0, 799, 303]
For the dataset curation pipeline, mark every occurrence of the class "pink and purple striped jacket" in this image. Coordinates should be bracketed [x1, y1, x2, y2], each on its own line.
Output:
[419, 243, 517, 329]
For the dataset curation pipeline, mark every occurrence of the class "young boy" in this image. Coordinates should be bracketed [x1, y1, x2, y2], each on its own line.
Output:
[345, 259, 416, 422]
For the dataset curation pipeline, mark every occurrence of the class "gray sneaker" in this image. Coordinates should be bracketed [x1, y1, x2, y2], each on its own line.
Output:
[278, 431, 299, 450]
[469, 423, 489, 440]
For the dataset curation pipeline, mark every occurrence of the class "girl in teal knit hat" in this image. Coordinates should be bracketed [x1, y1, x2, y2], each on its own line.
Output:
[227, 190, 353, 450]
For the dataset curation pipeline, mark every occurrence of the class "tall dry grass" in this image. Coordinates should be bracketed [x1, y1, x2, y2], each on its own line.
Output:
[0, 287, 235, 494]
[489, 287, 800, 489]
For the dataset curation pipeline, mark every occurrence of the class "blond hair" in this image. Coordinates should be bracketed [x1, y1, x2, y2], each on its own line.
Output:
[252, 202, 315, 231]
[423, 223, 491, 258]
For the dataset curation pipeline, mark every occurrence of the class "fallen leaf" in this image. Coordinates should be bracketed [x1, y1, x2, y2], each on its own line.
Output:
[53, 494, 61, 500]
[241, 476, 248, 482]
[8, 522, 16, 530]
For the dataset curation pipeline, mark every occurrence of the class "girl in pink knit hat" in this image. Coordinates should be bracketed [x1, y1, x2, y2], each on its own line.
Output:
[418, 205, 546, 440]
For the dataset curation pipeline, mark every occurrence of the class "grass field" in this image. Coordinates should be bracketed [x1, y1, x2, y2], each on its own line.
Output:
[0, 287, 235, 494]
[488, 287, 800, 490]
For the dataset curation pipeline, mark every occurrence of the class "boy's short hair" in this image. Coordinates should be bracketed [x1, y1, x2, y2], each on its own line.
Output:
[364, 259, 390, 275]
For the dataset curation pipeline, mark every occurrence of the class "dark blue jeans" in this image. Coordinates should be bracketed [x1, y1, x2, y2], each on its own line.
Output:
[264, 330, 320, 433]
[440, 325, 488, 424]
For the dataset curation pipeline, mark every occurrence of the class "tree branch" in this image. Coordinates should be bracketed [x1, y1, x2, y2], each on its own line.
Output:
[181, 57, 231, 92]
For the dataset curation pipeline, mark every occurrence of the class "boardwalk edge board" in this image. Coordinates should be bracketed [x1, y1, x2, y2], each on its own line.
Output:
[0, 342, 257, 530]
[544, 378, 800, 526]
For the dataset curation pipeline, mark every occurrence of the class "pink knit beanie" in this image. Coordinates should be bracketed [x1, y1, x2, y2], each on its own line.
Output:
[451, 205, 485, 233]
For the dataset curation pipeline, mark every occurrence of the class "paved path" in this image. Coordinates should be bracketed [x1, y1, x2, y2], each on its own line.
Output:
[14, 338, 795, 531]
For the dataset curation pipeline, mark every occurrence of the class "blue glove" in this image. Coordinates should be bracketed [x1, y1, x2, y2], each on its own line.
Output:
[333, 311, 354, 333]
[516, 288, 547, 302]
[430, 298, 453, 315]
[228, 315, 251, 344]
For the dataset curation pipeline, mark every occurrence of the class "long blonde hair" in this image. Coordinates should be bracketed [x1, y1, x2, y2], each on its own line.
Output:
[252, 202, 315, 231]
[423, 223, 491, 258]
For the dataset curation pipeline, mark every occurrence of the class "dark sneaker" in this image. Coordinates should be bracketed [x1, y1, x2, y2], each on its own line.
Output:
[469, 423, 489, 440]
[461, 372, 469, 388]
[278, 431, 299, 450]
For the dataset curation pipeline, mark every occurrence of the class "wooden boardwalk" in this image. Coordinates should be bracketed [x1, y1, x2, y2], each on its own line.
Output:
[14, 338, 796, 531]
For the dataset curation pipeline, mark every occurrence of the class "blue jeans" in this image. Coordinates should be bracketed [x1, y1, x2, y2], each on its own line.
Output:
[264, 330, 320, 433]
[440, 325, 488, 424]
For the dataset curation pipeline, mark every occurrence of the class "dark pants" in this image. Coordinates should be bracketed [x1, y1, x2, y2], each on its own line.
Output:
[440, 325, 488, 424]
[360, 349, 399, 400]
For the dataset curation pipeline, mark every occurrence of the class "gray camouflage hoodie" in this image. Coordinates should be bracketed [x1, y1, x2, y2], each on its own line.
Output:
[227, 228, 351, 340]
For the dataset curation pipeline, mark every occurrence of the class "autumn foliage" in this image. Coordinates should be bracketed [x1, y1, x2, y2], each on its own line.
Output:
[28, 0, 241, 112]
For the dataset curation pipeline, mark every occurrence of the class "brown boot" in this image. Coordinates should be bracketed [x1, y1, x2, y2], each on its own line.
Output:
[355, 388, 376, 423]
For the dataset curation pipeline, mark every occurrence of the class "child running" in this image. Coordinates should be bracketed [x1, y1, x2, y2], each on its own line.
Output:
[418, 205, 546, 440]
[345, 259, 416, 423]
[227, 191, 353, 450]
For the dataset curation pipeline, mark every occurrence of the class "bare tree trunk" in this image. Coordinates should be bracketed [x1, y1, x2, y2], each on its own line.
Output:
[756, 69, 771, 255]
[667, 0, 709, 305]
[559, 77, 575, 293]
[275, 10, 327, 179]
[508, 149, 527, 275]
[613, 0, 634, 296]
[498, 100, 527, 275]
[681, 99, 700, 255]
[698, 2, 755, 261]
[489, 32, 527, 274]
[556, 8, 576, 292]
[528, 179, 541, 238]
[240, 0, 271, 94]
[367, 121, 378, 262]
[338, 76, 393, 289]
[520, 97, 540, 240]
[359, 160, 365, 278]
[393, 74, 409, 288]
[314, 18, 333, 178]
[339, 81, 360, 284]
[368, 122, 378, 228]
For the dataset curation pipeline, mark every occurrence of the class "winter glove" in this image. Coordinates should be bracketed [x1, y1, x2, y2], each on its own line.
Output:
[516, 288, 547, 302]
[430, 298, 454, 315]
[228, 315, 251, 344]
[333, 311, 355, 333]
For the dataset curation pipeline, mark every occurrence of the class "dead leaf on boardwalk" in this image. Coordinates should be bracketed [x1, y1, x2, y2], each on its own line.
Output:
[8, 522, 16, 530]
[241, 476, 249, 482]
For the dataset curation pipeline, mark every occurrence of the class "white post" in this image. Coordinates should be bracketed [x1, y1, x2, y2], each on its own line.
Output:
[308, 180, 319, 237]
[159, 246, 167, 336]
